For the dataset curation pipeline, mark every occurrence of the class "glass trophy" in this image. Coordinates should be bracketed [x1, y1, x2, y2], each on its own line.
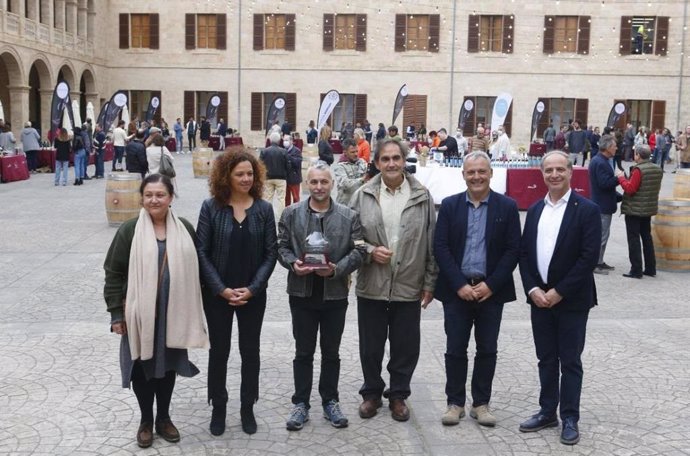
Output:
[302, 213, 330, 269]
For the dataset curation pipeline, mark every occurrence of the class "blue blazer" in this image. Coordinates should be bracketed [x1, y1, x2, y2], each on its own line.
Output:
[588, 153, 619, 215]
[519, 192, 601, 311]
[433, 190, 521, 304]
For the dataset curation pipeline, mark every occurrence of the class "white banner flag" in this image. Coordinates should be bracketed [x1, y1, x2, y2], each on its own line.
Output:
[490, 92, 513, 132]
[317, 90, 340, 130]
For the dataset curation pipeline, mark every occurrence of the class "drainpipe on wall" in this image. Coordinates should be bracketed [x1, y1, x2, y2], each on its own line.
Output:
[237, 0, 242, 134]
[676, 0, 688, 131]
[449, 0, 458, 129]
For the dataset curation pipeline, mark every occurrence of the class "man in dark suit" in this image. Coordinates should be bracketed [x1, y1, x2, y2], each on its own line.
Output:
[518, 151, 601, 446]
[434, 151, 521, 427]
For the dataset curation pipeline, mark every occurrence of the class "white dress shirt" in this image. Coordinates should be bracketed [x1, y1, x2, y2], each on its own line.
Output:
[379, 176, 410, 270]
[536, 189, 571, 284]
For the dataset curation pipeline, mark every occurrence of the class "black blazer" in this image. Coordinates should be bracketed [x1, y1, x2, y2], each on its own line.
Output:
[519, 192, 601, 311]
[434, 190, 521, 304]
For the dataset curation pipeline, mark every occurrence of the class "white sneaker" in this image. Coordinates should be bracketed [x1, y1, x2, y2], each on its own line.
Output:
[441, 404, 465, 426]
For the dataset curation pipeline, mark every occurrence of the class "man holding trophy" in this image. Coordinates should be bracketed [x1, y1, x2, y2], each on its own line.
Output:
[277, 162, 366, 431]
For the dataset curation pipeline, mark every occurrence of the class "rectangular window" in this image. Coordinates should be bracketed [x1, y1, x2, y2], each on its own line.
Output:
[323, 14, 367, 52]
[317, 94, 367, 131]
[335, 14, 356, 50]
[185, 14, 227, 50]
[468, 14, 514, 54]
[119, 13, 159, 49]
[130, 14, 150, 49]
[461, 96, 513, 137]
[619, 16, 669, 56]
[402, 95, 427, 133]
[395, 14, 440, 52]
[183, 91, 228, 125]
[536, 98, 589, 139]
[250, 92, 297, 131]
[480, 16, 503, 52]
[543, 15, 590, 54]
[612, 99, 665, 132]
[253, 14, 296, 51]
[128, 90, 162, 123]
[265, 14, 287, 49]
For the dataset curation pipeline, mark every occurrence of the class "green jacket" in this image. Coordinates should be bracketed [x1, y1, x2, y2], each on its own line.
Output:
[621, 160, 663, 217]
[349, 173, 438, 302]
[103, 216, 196, 322]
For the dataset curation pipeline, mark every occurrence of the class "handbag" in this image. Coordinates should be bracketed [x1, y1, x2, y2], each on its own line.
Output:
[158, 146, 176, 178]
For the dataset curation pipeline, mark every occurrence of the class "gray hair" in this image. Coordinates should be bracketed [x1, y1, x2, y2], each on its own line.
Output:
[541, 150, 573, 170]
[634, 144, 651, 160]
[353, 128, 365, 139]
[24, 121, 31, 128]
[464, 151, 491, 165]
[307, 160, 333, 179]
[598, 134, 616, 152]
[269, 131, 281, 144]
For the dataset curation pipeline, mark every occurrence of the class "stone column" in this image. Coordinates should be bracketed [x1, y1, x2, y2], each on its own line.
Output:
[76, 3, 86, 37]
[53, 0, 65, 30]
[39, 88, 52, 136]
[64, 0, 76, 34]
[26, 0, 38, 21]
[7, 85, 30, 144]
[40, 0, 52, 25]
[87, 10, 95, 41]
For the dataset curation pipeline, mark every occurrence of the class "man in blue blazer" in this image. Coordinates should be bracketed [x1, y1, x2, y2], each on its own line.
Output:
[434, 151, 521, 427]
[589, 134, 620, 274]
[518, 151, 601, 446]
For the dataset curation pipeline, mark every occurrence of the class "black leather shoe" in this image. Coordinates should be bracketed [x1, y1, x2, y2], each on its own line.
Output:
[560, 417, 580, 445]
[519, 413, 558, 432]
[240, 404, 257, 435]
[209, 404, 226, 436]
[623, 272, 643, 279]
[643, 271, 656, 277]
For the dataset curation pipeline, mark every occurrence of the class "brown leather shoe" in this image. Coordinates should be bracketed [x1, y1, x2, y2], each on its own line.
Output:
[155, 419, 180, 443]
[136, 422, 153, 448]
[358, 398, 383, 419]
[389, 398, 410, 422]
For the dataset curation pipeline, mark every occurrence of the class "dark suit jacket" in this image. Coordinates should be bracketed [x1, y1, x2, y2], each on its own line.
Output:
[519, 192, 601, 311]
[434, 190, 521, 304]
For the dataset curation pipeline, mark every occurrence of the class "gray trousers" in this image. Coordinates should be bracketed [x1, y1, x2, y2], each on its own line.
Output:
[599, 213, 613, 264]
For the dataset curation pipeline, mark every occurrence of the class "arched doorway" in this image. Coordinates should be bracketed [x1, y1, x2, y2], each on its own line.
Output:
[79, 69, 96, 123]
[57, 63, 75, 90]
[28, 59, 51, 136]
[0, 50, 24, 129]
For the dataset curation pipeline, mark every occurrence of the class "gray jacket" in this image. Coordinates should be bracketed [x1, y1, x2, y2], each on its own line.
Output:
[349, 173, 438, 302]
[21, 127, 41, 151]
[332, 158, 367, 205]
[278, 198, 365, 300]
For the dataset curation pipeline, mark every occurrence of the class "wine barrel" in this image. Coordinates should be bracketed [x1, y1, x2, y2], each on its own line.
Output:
[105, 173, 142, 226]
[652, 198, 690, 272]
[192, 148, 215, 178]
[672, 169, 690, 199]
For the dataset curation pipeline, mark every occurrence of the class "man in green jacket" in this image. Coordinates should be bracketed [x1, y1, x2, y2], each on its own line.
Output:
[349, 139, 438, 422]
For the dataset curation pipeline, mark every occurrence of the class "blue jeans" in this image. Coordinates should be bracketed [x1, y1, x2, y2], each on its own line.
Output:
[443, 299, 504, 407]
[74, 149, 86, 179]
[95, 149, 105, 177]
[54, 160, 69, 185]
[113, 146, 125, 170]
[175, 135, 183, 152]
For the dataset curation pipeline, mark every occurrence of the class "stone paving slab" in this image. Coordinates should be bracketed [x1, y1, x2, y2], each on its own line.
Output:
[0, 156, 688, 455]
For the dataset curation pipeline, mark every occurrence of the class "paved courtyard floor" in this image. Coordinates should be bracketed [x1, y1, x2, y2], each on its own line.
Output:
[0, 155, 688, 455]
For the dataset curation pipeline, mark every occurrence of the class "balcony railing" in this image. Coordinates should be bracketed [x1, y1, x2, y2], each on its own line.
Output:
[1, 11, 93, 56]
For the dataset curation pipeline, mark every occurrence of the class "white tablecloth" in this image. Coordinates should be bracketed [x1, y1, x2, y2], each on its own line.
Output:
[414, 165, 507, 204]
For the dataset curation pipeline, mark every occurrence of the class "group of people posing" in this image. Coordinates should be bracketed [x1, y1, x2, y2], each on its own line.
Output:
[105, 136, 663, 449]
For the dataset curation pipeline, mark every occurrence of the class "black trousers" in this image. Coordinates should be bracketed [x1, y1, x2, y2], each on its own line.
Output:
[443, 299, 504, 407]
[624, 215, 655, 276]
[289, 297, 347, 408]
[531, 306, 589, 422]
[357, 297, 421, 400]
[187, 134, 196, 151]
[204, 292, 266, 406]
[131, 362, 176, 423]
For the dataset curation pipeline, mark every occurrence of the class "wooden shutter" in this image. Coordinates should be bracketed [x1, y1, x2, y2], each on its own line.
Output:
[577, 16, 590, 54]
[286, 93, 297, 128]
[655, 16, 669, 56]
[149, 14, 159, 49]
[216, 14, 227, 50]
[543, 16, 555, 54]
[355, 14, 367, 51]
[462, 96, 476, 137]
[183, 91, 195, 123]
[467, 15, 479, 53]
[354, 94, 368, 125]
[619, 16, 633, 55]
[402, 95, 426, 130]
[218, 92, 228, 125]
[651, 100, 666, 131]
[323, 14, 334, 51]
[537, 98, 550, 139]
[575, 99, 589, 127]
[253, 14, 264, 50]
[151, 91, 162, 123]
[285, 14, 296, 51]
[395, 14, 406, 52]
[185, 14, 196, 50]
[429, 14, 440, 53]
[502, 15, 514, 54]
[251, 93, 262, 131]
[119, 13, 129, 49]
